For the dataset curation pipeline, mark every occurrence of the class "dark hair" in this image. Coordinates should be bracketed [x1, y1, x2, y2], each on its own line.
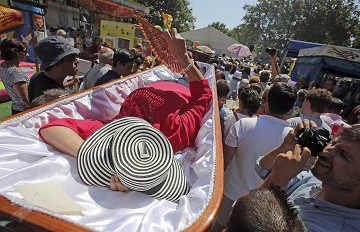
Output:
[30, 88, 71, 108]
[267, 83, 297, 115]
[133, 51, 145, 66]
[113, 49, 135, 67]
[227, 185, 307, 232]
[325, 97, 344, 114]
[305, 88, 332, 113]
[238, 88, 261, 116]
[250, 83, 262, 94]
[0, 38, 28, 60]
[224, 63, 233, 72]
[217, 79, 230, 99]
[260, 70, 271, 82]
[243, 66, 251, 75]
[340, 124, 360, 142]
[297, 89, 307, 102]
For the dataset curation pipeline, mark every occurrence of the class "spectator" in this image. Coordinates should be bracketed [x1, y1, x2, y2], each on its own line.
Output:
[228, 70, 242, 99]
[28, 36, 80, 102]
[217, 79, 232, 141]
[211, 83, 297, 232]
[288, 88, 332, 132]
[259, 70, 271, 92]
[242, 66, 251, 79]
[56, 29, 67, 38]
[225, 185, 306, 232]
[223, 87, 261, 139]
[132, 51, 145, 73]
[131, 43, 143, 53]
[249, 75, 260, 84]
[224, 63, 233, 82]
[215, 70, 225, 80]
[321, 97, 350, 132]
[84, 30, 93, 52]
[94, 50, 134, 86]
[289, 89, 307, 118]
[80, 47, 114, 91]
[88, 36, 102, 66]
[0, 38, 30, 114]
[322, 78, 337, 93]
[257, 120, 360, 231]
[142, 56, 153, 70]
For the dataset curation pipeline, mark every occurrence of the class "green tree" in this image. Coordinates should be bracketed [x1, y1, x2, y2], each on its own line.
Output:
[208, 21, 230, 36]
[231, 0, 360, 60]
[135, 0, 195, 32]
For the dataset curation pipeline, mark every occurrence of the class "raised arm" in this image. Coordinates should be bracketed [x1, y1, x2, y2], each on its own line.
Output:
[258, 144, 311, 188]
[162, 28, 204, 82]
[259, 119, 317, 170]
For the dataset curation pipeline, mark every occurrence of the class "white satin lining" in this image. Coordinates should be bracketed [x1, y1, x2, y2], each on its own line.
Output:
[0, 65, 217, 232]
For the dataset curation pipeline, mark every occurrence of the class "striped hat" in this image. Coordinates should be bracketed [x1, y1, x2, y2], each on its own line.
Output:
[77, 117, 190, 202]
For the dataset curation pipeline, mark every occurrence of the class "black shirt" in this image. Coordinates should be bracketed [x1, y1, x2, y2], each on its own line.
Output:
[94, 70, 120, 87]
[28, 72, 64, 102]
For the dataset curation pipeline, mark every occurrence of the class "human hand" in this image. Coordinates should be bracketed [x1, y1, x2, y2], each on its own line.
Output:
[268, 144, 311, 186]
[161, 28, 192, 69]
[109, 175, 129, 192]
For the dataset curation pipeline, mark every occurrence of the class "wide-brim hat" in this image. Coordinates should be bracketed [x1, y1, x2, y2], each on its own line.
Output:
[77, 117, 190, 202]
[34, 36, 79, 70]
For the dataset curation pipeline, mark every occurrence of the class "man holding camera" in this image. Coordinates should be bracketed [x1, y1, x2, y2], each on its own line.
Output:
[256, 119, 360, 231]
[210, 82, 297, 232]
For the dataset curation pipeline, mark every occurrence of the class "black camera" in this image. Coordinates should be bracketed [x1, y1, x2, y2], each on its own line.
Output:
[265, 47, 277, 56]
[295, 127, 331, 156]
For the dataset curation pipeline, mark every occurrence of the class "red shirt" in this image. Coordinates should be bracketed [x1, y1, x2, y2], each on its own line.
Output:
[40, 79, 212, 153]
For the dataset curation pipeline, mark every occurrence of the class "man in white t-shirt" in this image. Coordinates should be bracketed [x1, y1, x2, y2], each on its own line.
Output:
[211, 82, 297, 232]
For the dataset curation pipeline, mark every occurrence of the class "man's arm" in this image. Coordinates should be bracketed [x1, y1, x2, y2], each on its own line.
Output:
[258, 144, 311, 189]
[162, 28, 204, 82]
[224, 144, 237, 168]
[259, 119, 317, 170]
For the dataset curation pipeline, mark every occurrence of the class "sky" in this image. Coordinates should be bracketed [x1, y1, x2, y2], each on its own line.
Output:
[188, 0, 257, 30]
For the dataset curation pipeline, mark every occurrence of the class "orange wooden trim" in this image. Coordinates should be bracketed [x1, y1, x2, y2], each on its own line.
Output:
[184, 73, 224, 232]
[0, 195, 91, 232]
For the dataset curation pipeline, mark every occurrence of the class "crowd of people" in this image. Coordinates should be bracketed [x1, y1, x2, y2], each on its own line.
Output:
[1, 25, 360, 231]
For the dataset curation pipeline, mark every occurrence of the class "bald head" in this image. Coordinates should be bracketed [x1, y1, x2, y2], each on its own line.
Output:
[98, 47, 114, 65]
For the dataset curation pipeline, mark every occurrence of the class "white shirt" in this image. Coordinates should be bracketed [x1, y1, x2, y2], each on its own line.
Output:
[224, 115, 292, 201]
[287, 115, 332, 132]
[80, 63, 112, 91]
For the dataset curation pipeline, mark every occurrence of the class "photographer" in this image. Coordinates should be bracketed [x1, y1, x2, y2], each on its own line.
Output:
[256, 119, 360, 231]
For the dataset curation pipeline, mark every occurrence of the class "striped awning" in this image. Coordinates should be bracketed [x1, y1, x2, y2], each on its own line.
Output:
[73, 0, 149, 17]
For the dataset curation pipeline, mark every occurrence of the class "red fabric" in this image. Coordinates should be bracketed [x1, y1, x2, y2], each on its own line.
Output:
[39, 79, 212, 152]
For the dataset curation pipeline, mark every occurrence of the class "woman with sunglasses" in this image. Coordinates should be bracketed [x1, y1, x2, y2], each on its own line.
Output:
[0, 38, 30, 115]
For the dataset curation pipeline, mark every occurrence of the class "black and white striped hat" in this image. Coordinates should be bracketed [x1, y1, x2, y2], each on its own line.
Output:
[77, 117, 190, 202]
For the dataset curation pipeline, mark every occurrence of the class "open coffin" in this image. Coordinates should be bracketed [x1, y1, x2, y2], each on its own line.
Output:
[0, 64, 224, 231]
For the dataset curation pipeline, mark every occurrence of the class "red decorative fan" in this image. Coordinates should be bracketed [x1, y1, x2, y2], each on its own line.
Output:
[132, 14, 185, 74]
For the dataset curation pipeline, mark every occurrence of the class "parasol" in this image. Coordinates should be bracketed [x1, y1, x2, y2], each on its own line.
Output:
[196, 45, 215, 54]
[227, 43, 252, 57]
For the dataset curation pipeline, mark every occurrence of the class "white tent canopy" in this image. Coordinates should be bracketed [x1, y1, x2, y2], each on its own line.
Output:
[180, 26, 240, 55]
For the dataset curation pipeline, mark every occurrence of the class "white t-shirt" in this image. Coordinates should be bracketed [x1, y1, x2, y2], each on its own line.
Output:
[223, 112, 249, 140]
[224, 115, 292, 201]
[287, 115, 332, 132]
